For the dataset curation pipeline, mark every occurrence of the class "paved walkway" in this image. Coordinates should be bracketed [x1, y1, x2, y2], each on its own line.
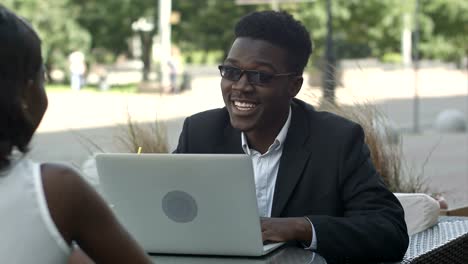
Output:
[31, 70, 468, 208]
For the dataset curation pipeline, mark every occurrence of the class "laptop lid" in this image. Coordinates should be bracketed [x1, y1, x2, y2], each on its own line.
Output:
[96, 153, 275, 256]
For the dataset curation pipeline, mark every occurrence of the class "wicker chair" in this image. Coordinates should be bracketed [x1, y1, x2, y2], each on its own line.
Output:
[398, 216, 468, 264]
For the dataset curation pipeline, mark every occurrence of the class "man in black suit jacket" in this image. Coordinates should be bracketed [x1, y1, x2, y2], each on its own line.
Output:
[175, 11, 408, 263]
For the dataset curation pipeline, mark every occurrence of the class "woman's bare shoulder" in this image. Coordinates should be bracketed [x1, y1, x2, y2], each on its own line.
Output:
[40, 163, 91, 197]
[39, 163, 92, 244]
[40, 163, 81, 181]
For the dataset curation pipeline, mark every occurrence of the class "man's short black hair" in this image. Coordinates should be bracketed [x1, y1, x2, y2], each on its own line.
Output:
[234, 10, 313, 75]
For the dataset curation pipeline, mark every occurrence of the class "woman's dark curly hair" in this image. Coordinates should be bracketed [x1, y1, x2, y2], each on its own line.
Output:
[0, 5, 42, 170]
[234, 10, 313, 75]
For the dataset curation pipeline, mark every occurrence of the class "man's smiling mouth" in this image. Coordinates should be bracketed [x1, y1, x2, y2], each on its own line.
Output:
[233, 100, 258, 111]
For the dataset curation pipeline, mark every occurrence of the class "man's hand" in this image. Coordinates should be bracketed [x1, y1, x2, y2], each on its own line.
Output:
[260, 217, 312, 243]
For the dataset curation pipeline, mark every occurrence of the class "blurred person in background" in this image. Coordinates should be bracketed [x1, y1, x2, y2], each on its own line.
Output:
[168, 46, 183, 93]
[68, 50, 86, 91]
[0, 5, 152, 264]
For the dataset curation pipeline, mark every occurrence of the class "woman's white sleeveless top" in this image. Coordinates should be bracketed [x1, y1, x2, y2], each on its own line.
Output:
[0, 158, 70, 263]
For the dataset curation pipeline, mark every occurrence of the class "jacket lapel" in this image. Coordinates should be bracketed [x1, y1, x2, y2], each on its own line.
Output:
[215, 121, 244, 154]
[271, 101, 312, 217]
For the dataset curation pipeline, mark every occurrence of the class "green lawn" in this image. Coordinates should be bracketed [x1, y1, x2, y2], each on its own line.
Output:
[46, 84, 138, 94]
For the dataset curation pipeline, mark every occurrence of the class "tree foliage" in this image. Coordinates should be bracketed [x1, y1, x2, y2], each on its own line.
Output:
[286, 0, 466, 64]
[3, 0, 467, 70]
[419, 0, 468, 63]
[71, 0, 158, 58]
[287, 1, 403, 61]
[172, 0, 257, 60]
[3, 0, 91, 73]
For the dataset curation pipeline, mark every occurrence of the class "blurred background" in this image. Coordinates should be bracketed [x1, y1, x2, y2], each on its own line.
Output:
[3, 0, 467, 208]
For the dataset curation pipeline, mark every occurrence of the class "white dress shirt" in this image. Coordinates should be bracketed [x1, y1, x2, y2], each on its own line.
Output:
[241, 107, 317, 250]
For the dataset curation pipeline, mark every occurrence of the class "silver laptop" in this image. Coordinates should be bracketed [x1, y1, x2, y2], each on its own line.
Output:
[95, 153, 284, 256]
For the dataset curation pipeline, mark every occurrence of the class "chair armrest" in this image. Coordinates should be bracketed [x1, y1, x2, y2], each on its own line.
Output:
[440, 205, 468, 216]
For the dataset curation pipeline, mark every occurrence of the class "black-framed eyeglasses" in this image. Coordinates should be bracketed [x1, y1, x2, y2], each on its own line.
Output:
[218, 65, 297, 85]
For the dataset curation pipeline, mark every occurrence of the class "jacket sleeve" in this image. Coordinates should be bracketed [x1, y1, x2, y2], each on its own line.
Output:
[308, 124, 409, 263]
[173, 117, 190, 153]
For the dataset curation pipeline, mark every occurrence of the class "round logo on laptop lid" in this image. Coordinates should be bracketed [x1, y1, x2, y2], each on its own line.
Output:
[162, 190, 198, 223]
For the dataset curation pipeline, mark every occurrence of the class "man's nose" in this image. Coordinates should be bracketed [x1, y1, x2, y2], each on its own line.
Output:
[232, 72, 254, 92]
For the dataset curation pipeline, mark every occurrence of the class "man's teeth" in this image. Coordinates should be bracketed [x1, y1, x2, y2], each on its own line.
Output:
[234, 101, 256, 111]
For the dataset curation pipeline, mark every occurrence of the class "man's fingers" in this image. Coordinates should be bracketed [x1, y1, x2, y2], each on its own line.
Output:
[261, 218, 286, 242]
[262, 231, 282, 242]
[262, 230, 271, 241]
[262, 229, 280, 241]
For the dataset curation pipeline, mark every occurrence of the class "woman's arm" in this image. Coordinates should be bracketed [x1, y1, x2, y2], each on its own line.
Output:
[41, 163, 152, 264]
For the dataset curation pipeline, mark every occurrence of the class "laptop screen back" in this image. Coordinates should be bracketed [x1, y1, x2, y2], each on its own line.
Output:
[96, 153, 267, 256]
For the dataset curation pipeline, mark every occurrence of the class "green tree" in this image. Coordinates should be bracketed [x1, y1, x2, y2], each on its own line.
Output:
[3, 0, 91, 78]
[72, 0, 158, 58]
[419, 0, 468, 64]
[72, 0, 160, 81]
[172, 0, 258, 61]
[287, 0, 403, 62]
[292, 0, 467, 64]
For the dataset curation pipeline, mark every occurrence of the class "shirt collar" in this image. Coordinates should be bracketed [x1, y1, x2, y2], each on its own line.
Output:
[241, 106, 292, 155]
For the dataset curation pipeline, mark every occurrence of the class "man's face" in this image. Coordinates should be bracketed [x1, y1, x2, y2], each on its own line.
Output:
[221, 37, 301, 134]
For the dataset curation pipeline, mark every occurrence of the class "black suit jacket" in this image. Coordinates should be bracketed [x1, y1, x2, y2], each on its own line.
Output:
[175, 98, 408, 263]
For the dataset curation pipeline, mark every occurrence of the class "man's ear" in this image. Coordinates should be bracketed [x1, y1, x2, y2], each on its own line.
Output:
[288, 76, 303, 98]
